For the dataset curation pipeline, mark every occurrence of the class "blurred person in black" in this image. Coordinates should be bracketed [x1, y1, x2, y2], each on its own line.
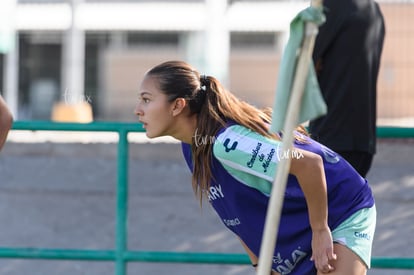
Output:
[0, 95, 13, 151]
[309, 0, 385, 177]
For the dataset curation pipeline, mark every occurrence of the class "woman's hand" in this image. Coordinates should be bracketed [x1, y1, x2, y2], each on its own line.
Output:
[311, 226, 337, 273]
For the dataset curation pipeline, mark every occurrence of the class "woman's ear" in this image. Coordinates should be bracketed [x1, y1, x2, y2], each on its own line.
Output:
[171, 98, 187, 116]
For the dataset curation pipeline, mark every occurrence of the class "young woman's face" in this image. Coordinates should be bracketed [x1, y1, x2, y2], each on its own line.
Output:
[134, 75, 176, 138]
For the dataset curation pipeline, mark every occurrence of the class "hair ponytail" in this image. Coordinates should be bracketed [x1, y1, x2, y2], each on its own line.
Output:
[192, 75, 279, 205]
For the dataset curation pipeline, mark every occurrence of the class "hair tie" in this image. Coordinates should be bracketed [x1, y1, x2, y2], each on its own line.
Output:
[200, 75, 208, 91]
[188, 75, 208, 113]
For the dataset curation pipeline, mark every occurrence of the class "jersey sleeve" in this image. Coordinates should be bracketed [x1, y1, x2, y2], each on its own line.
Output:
[213, 125, 283, 195]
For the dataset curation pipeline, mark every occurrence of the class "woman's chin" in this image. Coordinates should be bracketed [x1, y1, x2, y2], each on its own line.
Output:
[145, 132, 155, 139]
[145, 131, 161, 139]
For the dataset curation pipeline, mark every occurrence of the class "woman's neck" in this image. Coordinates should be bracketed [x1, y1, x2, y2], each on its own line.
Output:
[171, 114, 198, 144]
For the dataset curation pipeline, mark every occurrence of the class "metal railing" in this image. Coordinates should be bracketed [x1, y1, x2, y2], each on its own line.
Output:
[4, 121, 414, 274]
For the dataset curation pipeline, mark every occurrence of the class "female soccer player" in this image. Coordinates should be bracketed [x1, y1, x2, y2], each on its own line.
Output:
[134, 60, 376, 275]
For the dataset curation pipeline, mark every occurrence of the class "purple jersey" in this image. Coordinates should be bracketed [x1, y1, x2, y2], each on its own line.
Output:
[182, 124, 374, 274]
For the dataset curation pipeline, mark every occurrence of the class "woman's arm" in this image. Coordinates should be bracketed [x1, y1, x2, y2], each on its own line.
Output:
[0, 95, 13, 151]
[214, 125, 336, 272]
[289, 148, 337, 273]
[238, 237, 258, 266]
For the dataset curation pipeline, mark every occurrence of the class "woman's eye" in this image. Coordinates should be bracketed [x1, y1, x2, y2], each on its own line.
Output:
[139, 97, 150, 103]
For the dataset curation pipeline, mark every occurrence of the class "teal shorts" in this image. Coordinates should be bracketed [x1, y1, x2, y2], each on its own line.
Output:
[332, 205, 377, 268]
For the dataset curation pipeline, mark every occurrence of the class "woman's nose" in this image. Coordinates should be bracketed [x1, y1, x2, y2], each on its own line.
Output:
[134, 105, 142, 116]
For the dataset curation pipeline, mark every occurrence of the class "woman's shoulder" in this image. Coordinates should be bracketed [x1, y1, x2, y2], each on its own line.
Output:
[213, 123, 281, 160]
[214, 124, 267, 149]
[215, 123, 253, 140]
[213, 124, 246, 158]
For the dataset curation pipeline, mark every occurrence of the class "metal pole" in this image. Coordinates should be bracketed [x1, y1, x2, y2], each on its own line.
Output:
[204, 0, 230, 85]
[257, 1, 322, 274]
[116, 129, 129, 275]
[62, 0, 85, 105]
[1, 0, 18, 117]
[3, 33, 18, 118]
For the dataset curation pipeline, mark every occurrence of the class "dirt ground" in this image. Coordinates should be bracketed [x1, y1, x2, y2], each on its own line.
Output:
[0, 134, 413, 275]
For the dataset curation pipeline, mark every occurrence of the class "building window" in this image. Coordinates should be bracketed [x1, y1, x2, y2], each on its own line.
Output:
[231, 32, 279, 50]
[127, 32, 179, 47]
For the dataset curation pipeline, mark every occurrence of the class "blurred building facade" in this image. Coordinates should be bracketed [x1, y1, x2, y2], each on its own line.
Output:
[0, 0, 412, 124]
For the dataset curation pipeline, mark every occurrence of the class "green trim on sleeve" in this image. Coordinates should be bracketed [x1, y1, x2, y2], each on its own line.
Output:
[213, 125, 283, 195]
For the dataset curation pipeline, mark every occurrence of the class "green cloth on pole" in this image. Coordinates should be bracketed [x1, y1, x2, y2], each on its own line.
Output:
[270, 6, 327, 133]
